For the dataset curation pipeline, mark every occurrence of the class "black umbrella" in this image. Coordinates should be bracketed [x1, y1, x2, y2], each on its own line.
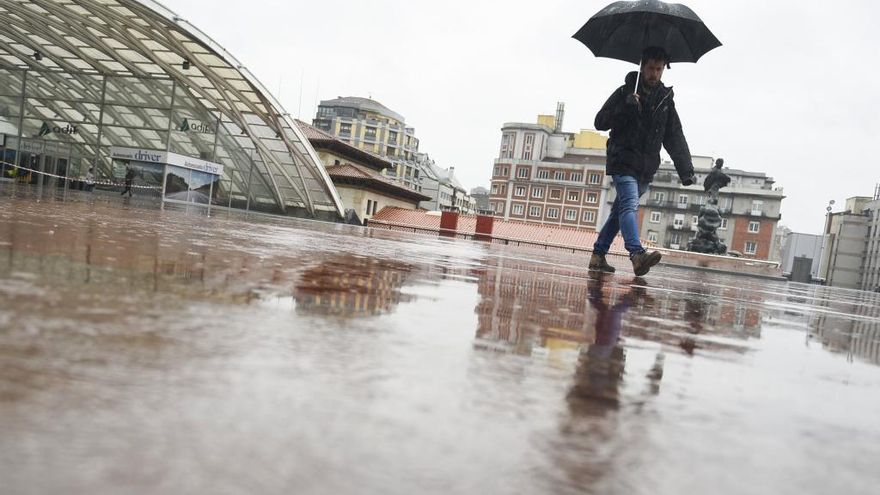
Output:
[573, 0, 721, 90]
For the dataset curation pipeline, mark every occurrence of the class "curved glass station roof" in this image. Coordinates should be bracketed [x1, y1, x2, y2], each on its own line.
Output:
[0, 0, 344, 218]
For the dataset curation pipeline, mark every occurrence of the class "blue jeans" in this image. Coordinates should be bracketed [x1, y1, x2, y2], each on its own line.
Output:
[593, 175, 649, 257]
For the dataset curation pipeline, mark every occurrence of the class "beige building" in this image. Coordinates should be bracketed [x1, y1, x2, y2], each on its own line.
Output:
[312, 96, 421, 190]
[489, 104, 611, 230]
[297, 121, 429, 224]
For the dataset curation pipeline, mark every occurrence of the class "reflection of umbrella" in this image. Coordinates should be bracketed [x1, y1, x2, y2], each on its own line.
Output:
[573, 0, 721, 90]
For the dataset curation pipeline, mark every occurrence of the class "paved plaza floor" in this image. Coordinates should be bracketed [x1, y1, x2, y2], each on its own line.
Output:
[2, 185, 879, 494]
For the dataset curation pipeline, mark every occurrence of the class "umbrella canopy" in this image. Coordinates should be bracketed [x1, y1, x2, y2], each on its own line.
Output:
[573, 0, 721, 65]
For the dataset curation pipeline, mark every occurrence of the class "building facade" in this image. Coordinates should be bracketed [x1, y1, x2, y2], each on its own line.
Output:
[780, 232, 824, 282]
[312, 96, 473, 212]
[819, 196, 872, 289]
[489, 106, 611, 231]
[862, 192, 880, 291]
[635, 160, 785, 260]
[312, 96, 421, 188]
[820, 189, 880, 291]
[296, 121, 430, 224]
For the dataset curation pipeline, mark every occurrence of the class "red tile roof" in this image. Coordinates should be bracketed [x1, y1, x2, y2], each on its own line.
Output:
[368, 207, 632, 254]
[327, 163, 431, 203]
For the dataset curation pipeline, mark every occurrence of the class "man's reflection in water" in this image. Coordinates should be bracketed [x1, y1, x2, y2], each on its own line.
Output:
[567, 273, 664, 416]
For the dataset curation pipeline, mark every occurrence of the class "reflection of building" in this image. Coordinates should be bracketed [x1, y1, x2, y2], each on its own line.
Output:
[473, 258, 762, 356]
[296, 121, 430, 224]
[489, 104, 610, 230]
[0, 0, 343, 219]
[293, 258, 414, 317]
[812, 296, 880, 365]
[637, 159, 785, 260]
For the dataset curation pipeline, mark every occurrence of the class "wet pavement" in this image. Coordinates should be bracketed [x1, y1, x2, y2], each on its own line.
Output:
[2, 184, 880, 495]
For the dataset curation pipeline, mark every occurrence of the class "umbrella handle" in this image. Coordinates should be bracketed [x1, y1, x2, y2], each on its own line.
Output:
[634, 57, 641, 95]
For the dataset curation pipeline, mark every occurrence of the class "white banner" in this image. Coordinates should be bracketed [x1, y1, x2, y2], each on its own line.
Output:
[109, 146, 223, 176]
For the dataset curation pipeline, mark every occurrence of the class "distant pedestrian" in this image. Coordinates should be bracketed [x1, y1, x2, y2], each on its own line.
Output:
[84, 167, 95, 192]
[589, 46, 696, 277]
[120, 166, 134, 197]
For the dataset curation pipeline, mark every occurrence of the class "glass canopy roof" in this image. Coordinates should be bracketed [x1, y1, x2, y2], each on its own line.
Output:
[0, 0, 344, 218]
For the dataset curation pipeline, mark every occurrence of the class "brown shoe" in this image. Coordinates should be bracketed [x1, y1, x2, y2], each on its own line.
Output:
[631, 250, 662, 276]
[589, 252, 616, 273]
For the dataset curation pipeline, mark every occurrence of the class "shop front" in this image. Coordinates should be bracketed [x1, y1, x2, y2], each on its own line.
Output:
[110, 147, 223, 206]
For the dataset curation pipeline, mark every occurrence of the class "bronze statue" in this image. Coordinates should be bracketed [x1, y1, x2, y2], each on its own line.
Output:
[687, 158, 730, 254]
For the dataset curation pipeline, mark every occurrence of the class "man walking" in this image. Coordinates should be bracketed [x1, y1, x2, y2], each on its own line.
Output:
[589, 46, 696, 276]
[120, 166, 135, 197]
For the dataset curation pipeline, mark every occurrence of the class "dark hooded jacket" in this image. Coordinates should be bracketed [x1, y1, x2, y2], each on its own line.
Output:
[595, 71, 694, 183]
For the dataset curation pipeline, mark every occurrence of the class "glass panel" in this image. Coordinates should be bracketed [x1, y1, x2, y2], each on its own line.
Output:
[164, 164, 192, 200]
[189, 170, 212, 205]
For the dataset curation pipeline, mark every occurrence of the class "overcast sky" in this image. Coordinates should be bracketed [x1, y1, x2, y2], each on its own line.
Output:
[165, 0, 880, 234]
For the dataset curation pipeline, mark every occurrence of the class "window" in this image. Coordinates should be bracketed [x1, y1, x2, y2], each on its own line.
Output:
[720, 218, 728, 230]
[522, 133, 535, 160]
[514, 186, 525, 197]
[372, 200, 379, 215]
[502, 167, 509, 176]
[653, 191, 666, 204]
[529, 205, 542, 217]
[339, 123, 352, 135]
[669, 232, 681, 245]
[650, 211, 661, 223]
[678, 194, 689, 207]
[500, 185, 506, 195]
[647, 230, 658, 243]
[745, 241, 758, 255]
[550, 189, 561, 200]
[570, 172, 583, 182]
[512, 204, 524, 215]
[537, 169, 550, 179]
[751, 200, 763, 215]
[748, 221, 760, 233]
[365, 199, 372, 215]
[582, 210, 596, 222]
[565, 209, 578, 221]
[364, 127, 377, 140]
[517, 167, 529, 179]
[554, 171, 565, 180]
[493, 166, 500, 176]
[532, 187, 544, 199]
[567, 191, 580, 202]
[491, 184, 499, 194]
[692, 215, 699, 227]
[720, 197, 732, 210]
[500, 133, 515, 158]
[586, 192, 598, 204]
[547, 207, 560, 219]
[589, 173, 602, 184]
[495, 202, 504, 213]
[673, 213, 685, 229]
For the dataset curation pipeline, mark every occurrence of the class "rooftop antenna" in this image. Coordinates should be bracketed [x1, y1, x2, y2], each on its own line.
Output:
[554, 102, 565, 132]
[297, 69, 304, 119]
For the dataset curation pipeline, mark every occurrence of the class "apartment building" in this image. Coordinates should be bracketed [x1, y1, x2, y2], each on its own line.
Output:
[819, 189, 880, 291]
[489, 104, 611, 231]
[313, 96, 473, 211]
[636, 160, 785, 260]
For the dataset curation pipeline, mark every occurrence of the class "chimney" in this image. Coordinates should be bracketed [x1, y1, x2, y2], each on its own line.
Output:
[448, 166, 455, 180]
[554, 102, 565, 133]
